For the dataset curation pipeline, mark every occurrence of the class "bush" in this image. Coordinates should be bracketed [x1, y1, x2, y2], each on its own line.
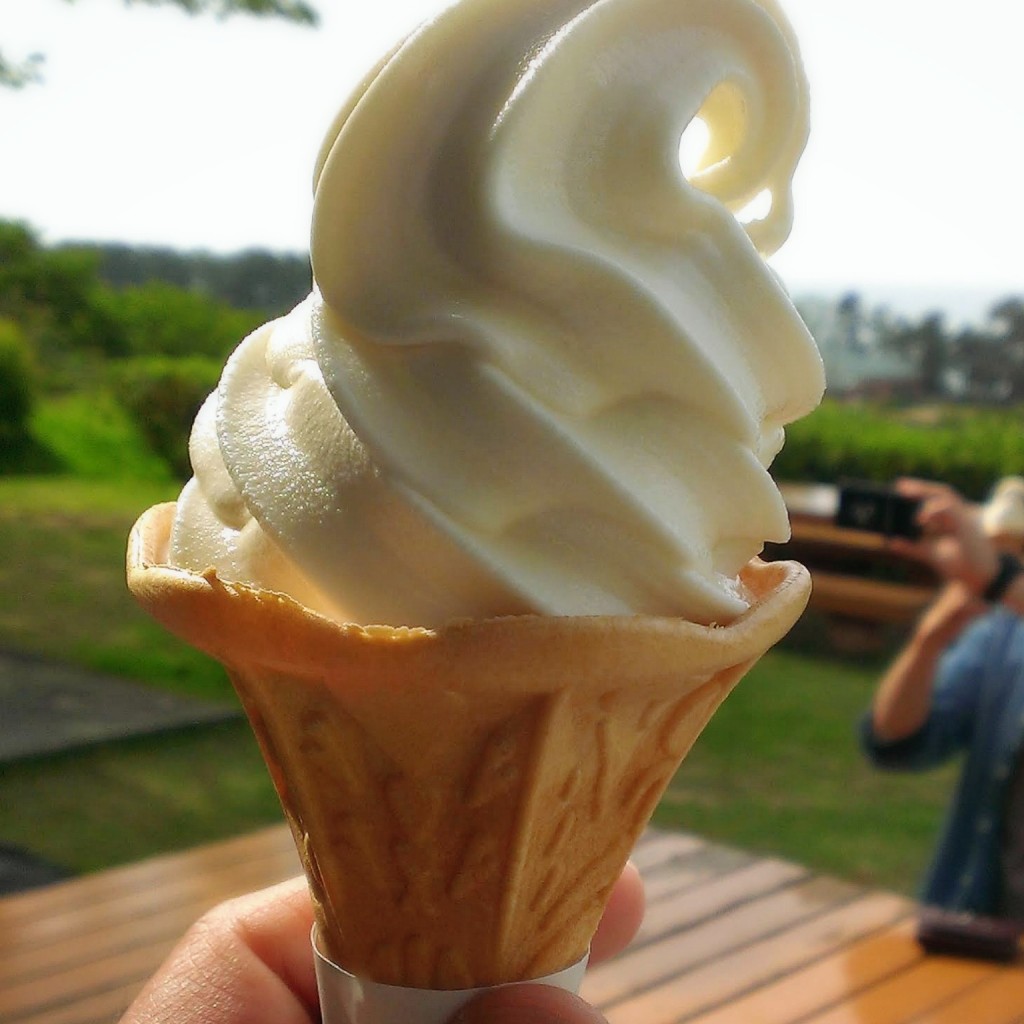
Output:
[110, 357, 220, 478]
[99, 282, 263, 361]
[775, 400, 1024, 498]
[0, 317, 36, 440]
[30, 391, 170, 480]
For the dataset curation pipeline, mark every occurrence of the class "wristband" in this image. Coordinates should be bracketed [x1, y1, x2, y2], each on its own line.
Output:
[982, 552, 1024, 603]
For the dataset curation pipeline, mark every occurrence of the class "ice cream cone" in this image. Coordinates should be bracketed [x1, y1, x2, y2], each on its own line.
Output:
[128, 501, 811, 989]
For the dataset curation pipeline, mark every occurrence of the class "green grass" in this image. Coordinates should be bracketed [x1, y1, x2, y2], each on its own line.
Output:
[30, 391, 173, 481]
[657, 649, 957, 895]
[0, 722, 282, 875]
[0, 474, 285, 875]
[0, 476, 230, 701]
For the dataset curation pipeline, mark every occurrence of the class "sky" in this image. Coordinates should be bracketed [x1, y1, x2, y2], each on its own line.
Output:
[2, 0, 1022, 322]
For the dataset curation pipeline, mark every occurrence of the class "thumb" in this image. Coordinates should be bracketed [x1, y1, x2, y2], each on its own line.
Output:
[451, 984, 608, 1024]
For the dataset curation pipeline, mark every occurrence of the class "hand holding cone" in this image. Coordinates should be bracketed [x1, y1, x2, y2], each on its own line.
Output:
[128, 501, 810, 989]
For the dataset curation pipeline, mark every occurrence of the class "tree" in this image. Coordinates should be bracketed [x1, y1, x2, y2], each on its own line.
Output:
[1, 0, 318, 88]
[984, 298, 1024, 402]
[0, 318, 37, 442]
[98, 280, 264, 360]
[0, 220, 130, 364]
[882, 312, 950, 399]
[110, 356, 221, 477]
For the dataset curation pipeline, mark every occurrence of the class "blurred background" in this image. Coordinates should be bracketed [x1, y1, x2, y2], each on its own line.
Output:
[0, 0, 1021, 899]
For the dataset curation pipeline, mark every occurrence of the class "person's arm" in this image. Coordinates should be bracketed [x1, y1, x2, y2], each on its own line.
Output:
[870, 582, 986, 743]
[865, 477, 1011, 756]
[894, 479, 1024, 614]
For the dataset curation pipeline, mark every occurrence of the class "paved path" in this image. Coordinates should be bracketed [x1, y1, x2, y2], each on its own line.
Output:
[0, 651, 242, 893]
[0, 651, 240, 764]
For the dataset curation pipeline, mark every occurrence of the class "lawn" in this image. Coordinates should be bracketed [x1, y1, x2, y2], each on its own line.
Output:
[658, 648, 957, 892]
[0, 475, 230, 701]
[0, 474, 956, 897]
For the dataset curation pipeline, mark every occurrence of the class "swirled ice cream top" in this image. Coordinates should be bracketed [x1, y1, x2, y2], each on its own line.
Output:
[170, 0, 825, 629]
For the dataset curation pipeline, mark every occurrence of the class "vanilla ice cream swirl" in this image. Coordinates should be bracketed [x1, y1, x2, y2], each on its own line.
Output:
[170, 0, 824, 628]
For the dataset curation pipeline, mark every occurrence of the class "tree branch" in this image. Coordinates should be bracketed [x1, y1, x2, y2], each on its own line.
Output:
[0, 52, 44, 89]
[3, 0, 319, 88]
[122, 0, 318, 25]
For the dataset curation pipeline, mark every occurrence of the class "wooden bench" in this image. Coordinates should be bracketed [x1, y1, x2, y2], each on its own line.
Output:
[776, 483, 941, 628]
[3, 825, 1022, 1024]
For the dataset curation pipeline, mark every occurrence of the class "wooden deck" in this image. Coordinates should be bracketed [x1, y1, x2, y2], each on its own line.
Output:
[3, 825, 1022, 1024]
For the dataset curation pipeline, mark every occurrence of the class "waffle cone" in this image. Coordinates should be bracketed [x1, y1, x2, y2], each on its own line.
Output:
[128, 502, 810, 988]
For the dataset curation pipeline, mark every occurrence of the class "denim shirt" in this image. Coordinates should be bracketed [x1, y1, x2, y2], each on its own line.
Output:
[859, 608, 1024, 914]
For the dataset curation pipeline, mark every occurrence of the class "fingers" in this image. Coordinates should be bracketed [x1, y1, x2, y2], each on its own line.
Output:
[120, 859, 646, 1024]
[894, 478, 955, 501]
[450, 859, 644, 1024]
[219, 876, 319, 1011]
[589, 860, 645, 965]
[120, 876, 318, 1024]
[453, 983, 609, 1024]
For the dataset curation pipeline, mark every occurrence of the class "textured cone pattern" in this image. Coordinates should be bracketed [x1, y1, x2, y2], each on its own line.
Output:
[128, 502, 810, 988]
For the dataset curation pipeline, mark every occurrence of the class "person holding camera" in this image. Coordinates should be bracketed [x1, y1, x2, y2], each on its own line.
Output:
[860, 477, 1024, 921]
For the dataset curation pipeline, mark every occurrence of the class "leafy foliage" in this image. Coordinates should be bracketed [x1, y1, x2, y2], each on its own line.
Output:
[0, 318, 36, 440]
[0, 219, 274, 476]
[0, 221, 132, 395]
[31, 390, 172, 480]
[123, 0, 318, 23]
[99, 281, 264, 360]
[110, 356, 221, 477]
[775, 400, 1024, 499]
[80, 242, 310, 313]
[2, 0, 319, 89]
[0, 50, 43, 88]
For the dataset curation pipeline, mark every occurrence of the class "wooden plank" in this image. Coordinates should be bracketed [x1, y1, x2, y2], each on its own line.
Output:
[604, 892, 912, 1024]
[16, 822, 1006, 1024]
[583, 875, 858, 1008]
[0, 826, 300, 1024]
[635, 858, 809, 947]
[684, 917, 921, 1024]
[799, 955, 999, 1024]
[0, 826, 677, 1024]
[0, 825, 294, 928]
[808, 571, 935, 624]
[0, 846, 300, 988]
[1, 937, 178, 1024]
[13, 978, 144, 1024]
[910, 967, 1024, 1024]
[791, 519, 889, 553]
[629, 830, 706, 874]
[641, 844, 755, 904]
[0, 840, 299, 960]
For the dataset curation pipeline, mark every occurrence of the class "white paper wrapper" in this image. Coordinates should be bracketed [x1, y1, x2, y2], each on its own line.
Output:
[313, 929, 590, 1024]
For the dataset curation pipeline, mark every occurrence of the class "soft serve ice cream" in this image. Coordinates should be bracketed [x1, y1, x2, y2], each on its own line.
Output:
[169, 0, 824, 629]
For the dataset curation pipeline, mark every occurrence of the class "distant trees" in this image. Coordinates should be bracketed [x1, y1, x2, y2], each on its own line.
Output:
[0, 217, 298, 475]
[0, 221, 130, 387]
[81, 242, 311, 313]
[823, 289, 1024, 404]
[1, 0, 318, 88]
[883, 313, 948, 399]
[2, 213, 1022, 482]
